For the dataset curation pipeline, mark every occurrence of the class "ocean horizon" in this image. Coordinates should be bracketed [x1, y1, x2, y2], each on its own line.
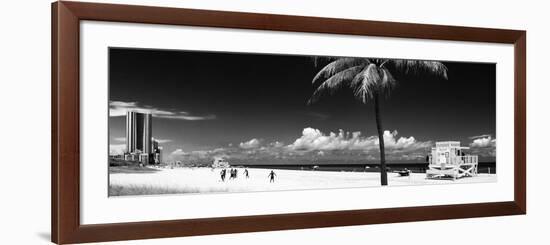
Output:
[233, 162, 497, 174]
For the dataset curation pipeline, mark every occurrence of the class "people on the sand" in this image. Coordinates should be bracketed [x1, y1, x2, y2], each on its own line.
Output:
[268, 170, 277, 183]
[220, 169, 226, 182]
[228, 168, 237, 180]
[220, 168, 277, 182]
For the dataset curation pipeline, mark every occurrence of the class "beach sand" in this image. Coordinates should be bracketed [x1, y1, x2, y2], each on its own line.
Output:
[109, 167, 497, 196]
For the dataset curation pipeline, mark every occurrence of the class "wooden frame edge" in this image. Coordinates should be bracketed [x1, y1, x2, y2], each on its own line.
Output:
[71, 202, 522, 244]
[53, 1, 81, 243]
[60, 1, 525, 43]
[51, 2, 59, 243]
[52, 1, 527, 244]
[514, 31, 527, 214]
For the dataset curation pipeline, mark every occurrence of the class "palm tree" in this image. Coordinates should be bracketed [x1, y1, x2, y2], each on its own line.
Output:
[308, 58, 447, 186]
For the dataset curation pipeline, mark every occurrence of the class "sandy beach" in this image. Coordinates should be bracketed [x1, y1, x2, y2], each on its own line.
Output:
[109, 167, 496, 196]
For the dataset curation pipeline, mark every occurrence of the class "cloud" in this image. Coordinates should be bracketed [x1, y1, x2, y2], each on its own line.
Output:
[239, 138, 262, 149]
[171, 148, 227, 156]
[169, 128, 432, 163]
[171, 149, 185, 155]
[468, 135, 496, 157]
[287, 128, 364, 151]
[114, 137, 171, 144]
[154, 138, 172, 144]
[109, 144, 126, 155]
[287, 127, 431, 152]
[382, 130, 433, 151]
[109, 100, 216, 120]
[110, 101, 137, 108]
[470, 136, 496, 148]
[270, 141, 285, 148]
[469, 134, 492, 140]
[170, 148, 230, 162]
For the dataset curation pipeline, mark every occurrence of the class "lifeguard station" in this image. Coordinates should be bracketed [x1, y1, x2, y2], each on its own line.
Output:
[212, 157, 230, 168]
[426, 141, 478, 180]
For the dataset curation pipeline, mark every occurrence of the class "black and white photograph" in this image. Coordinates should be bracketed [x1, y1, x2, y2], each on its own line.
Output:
[4, 0, 544, 244]
[108, 48, 496, 196]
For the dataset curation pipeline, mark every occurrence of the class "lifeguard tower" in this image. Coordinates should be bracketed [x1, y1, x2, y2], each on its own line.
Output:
[426, 141, 478, 180]
[212, 157, 230, 168]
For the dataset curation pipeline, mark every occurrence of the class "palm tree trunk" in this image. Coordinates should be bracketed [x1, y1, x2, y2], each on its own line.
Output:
[373, 92, 388, 186]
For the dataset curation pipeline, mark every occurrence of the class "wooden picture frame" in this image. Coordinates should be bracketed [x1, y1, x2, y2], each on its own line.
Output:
[51, 1, 526, 244]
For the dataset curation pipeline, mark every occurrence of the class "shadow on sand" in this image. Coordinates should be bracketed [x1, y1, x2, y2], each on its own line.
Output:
[109, 166, 161, 174]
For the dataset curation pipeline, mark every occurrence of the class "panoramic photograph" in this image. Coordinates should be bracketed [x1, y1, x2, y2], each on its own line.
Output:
[108, 47, 497, 196]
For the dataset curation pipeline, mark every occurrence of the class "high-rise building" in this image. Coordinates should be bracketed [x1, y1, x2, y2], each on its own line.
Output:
[125, 111, 152, 155]
[152, 139, 159, 154]
[152, 139, 162, 164]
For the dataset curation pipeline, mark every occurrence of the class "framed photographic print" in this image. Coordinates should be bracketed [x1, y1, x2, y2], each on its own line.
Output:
[52, 1, 526, 244]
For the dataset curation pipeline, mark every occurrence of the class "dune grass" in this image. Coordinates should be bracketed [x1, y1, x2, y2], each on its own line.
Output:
[109, 184, 231, 196]
[109, 184, 189, 196]
[109, 166, 161, 174]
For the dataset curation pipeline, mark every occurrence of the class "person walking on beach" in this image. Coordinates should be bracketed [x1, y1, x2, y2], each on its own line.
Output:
[220, 169, 226, 182]
[229, 168, 236, 180]
[244, 168, 249, 178]
[268, 170, 276, 183]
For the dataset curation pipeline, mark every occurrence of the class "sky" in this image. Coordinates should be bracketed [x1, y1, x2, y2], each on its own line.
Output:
[108, 48, 496, 164]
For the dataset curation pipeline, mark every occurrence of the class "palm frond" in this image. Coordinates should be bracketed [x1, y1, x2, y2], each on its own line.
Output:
[312, 58, 368, 86]
[351, 64, 380, 103]
[379, 67, 397, 96]
[308, 65, 364, 104]
[391, 60, 448, 79]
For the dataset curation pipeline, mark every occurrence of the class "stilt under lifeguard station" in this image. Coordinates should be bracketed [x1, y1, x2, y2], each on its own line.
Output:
[426, 141, 478, 180]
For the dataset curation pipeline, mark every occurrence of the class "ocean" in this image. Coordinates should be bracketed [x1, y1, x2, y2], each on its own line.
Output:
[241, 162, 497, 174]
